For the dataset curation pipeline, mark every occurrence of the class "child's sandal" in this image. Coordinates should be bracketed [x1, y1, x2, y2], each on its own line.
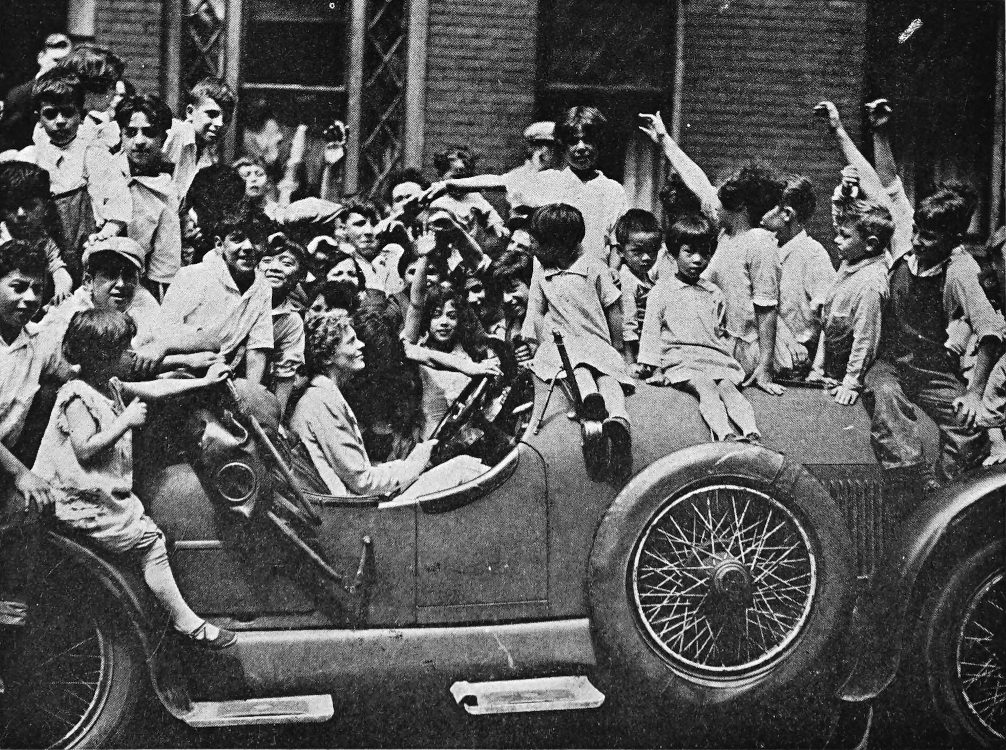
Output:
[177, 621, 238, 651]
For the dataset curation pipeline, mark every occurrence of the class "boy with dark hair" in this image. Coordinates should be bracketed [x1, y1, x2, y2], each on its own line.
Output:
[431, 107, 628, 264]
[258, 233, 307, 416]
[163, 77, 237, 201]
[18, 70, 131, 284]
[762, 175, 836, 376]
[338, 200, 410, 294]
[116, 94, 181, 299]
[159, 203, 273, 384]
[610, 208, 673, 370]
[864, 183, 1004, 499]
[810, 202, 891, 405]
[47, 44, 125, 151]
[0, 239, 68, 704]
[0, 161, 73, 305]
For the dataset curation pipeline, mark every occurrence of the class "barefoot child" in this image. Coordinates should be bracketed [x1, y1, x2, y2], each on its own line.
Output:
[520, 203, 634, 474]
[637, 213, 759, 442]
[32, 309, 237, 649]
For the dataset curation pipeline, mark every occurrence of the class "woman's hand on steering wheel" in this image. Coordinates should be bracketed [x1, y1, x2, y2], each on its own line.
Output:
[408, 439, 439, 470]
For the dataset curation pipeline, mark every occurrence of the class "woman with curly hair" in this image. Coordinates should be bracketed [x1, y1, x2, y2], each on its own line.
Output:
[290, 309, 487, 500]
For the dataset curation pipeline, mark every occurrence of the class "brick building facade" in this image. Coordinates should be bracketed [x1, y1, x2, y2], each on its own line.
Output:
[3, 0, 1002, 244]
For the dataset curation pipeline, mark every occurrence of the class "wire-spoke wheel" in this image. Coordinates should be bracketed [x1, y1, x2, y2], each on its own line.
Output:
[588, 445, 854, 736]
[956, 570, 1005, 740]
[631, 484, 816, 680]
[922, 538, 1006, 747]
[3, 552, 144, 749]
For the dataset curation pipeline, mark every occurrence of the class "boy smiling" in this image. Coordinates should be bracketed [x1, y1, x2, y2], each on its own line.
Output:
[159, 205, 273, 384]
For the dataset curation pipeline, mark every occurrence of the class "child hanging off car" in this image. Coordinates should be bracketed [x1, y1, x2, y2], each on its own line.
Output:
[32, 308, 238, 649]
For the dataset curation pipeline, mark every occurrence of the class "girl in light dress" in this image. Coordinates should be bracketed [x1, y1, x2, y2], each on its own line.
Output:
[33, 309, 237, 649]
[637, 213, 760, 443]
[520, 203, 634, 475]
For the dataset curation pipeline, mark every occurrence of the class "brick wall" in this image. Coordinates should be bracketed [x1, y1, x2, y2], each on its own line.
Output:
[679, 0, 869, 247]
[424, 0, 539, 177]
[95, 0, 163, 102]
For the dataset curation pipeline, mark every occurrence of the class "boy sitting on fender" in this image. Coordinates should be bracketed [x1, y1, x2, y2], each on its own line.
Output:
[863, 183, 1004, 500]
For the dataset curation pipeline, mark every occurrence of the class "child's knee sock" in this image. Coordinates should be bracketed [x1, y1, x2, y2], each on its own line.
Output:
[574, 366, 599, 398]
[597, 376, 628, 422]
[140, 536, 202, 633]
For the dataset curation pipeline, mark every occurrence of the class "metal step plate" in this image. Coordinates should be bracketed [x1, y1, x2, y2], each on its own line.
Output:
[184, 694, 334, 727]
[450, 676, 605, 715]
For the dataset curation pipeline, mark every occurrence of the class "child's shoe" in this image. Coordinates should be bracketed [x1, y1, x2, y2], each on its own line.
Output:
[740, 431, 762, 446]
[177, 621, 238, 651]
[603, 416, 632, 481]
[582, 392, 607, 422]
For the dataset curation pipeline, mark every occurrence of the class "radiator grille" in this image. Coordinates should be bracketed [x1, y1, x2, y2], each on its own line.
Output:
[822, 477, 894, 580]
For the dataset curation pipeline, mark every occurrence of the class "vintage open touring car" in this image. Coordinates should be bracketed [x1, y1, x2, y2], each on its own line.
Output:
[5, 358, 1004, 749]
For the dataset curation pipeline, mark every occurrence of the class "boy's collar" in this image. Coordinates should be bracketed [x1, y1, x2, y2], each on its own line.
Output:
[907, 248, 958, 278]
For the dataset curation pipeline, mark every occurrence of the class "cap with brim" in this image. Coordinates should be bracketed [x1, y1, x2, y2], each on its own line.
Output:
[43, 34, 71, 51]
[523, 121, 555, 143]
[82, 237, 145, 271]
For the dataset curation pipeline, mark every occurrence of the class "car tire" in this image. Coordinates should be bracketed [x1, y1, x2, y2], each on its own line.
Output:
[6, 556, 146, 749]
[587, 444, 854, 738]
[918, 538, 1004, 748]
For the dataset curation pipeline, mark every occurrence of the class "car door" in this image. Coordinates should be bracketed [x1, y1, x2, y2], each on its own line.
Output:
[414, 444, 549, 624]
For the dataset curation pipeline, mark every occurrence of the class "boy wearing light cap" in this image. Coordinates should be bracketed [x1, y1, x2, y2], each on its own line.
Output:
[502, 121, 557, 210]
[42, 237, 219, 377]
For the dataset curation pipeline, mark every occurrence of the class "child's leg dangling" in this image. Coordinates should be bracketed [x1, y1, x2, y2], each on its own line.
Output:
[684, 376, 734, 440]
[718, 380, 760, 440]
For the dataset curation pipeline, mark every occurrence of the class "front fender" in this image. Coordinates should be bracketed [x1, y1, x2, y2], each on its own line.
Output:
[837, 465, 1006, 701]
[44, 530, 196, 721]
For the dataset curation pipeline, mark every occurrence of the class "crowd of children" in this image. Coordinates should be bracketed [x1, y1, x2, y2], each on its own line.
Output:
[1, 38, 1004, 709]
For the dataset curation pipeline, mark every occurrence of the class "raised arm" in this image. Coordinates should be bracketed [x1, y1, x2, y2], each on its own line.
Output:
[813, 101, 887, 203]
[638, 111, 719, 215]
[403, 229, 437, 344]
[865, 99, 898, 189]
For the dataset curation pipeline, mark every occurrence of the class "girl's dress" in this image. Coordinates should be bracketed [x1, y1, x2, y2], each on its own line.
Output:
[638, 275, 745, 385]
[521, 255, 633, 386]
[32, 378, 156, 554]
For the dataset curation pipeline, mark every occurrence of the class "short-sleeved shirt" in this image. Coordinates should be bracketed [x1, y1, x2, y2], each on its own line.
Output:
[270, 297, 305, 380]
[703, 228, 780, 344]
[17, 137, 132, 225]
[822, 254, 889, 390]
[525, 167, 628, 262]
[638, 275, 745, 385]
[778, 230, 836, 345]
[0, 322, 67, 448]
[126, 171, 182, 285]
[159, 251, 274, 363]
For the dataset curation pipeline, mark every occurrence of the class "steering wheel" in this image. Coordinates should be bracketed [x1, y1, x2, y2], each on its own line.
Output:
[428, 374, 495, 449]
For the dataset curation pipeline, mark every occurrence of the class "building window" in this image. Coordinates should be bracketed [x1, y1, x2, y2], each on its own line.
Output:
[169, 0, 423, 199]
[537, 0, 678, 211]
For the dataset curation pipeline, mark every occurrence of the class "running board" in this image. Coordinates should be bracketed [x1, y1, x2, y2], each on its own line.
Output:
[183, 694, 334, 727]
[450, 676, 604, 715]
